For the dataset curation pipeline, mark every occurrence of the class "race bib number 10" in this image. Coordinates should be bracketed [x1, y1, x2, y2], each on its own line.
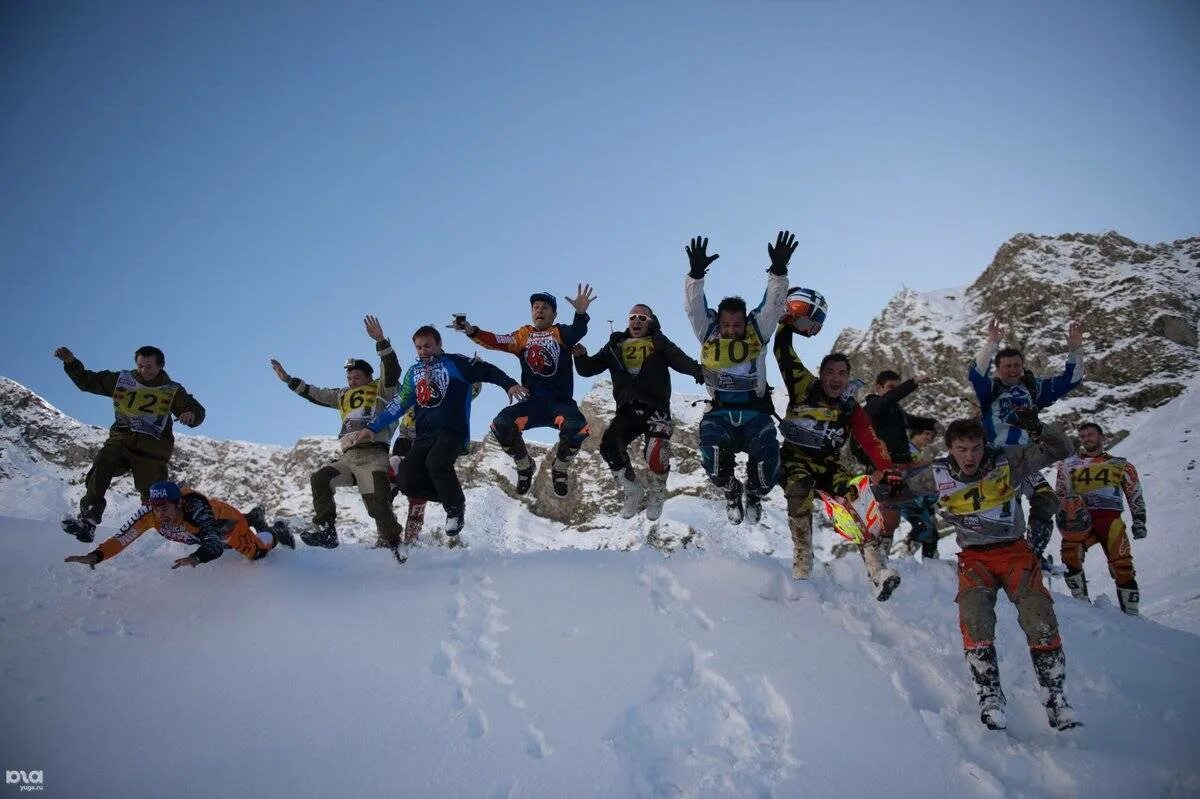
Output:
[701, 336, 762, 370]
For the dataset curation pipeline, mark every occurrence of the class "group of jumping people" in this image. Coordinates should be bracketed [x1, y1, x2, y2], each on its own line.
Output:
[52, 231, 1150, 732]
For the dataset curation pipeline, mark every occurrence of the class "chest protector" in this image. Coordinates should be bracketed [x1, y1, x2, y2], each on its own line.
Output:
[337, 380, 380, 436]
[931, 455, 1018, 540]
[701, 325, 764, 393]
[1063, 455, 1126, 511]
[780, 394, 851, 455]
[111, 371, 180, 439]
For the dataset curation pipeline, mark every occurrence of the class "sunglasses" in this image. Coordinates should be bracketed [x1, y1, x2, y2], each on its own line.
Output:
[628, 314, 651, 323]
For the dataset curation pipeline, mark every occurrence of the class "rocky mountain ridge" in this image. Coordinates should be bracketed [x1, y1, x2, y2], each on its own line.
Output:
[832, 231, 1200, 443]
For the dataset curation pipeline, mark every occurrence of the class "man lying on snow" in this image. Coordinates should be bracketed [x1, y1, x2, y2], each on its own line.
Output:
[64, 481, 294, 570]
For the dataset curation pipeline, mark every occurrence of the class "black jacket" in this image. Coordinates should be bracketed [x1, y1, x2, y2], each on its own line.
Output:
[575, 328, 702, 412]
[859, 380, 937, 464]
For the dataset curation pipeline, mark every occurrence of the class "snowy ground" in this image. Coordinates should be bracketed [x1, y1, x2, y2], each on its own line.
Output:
[2, 515, 1199, 798]
[3, 375, 1198, 796]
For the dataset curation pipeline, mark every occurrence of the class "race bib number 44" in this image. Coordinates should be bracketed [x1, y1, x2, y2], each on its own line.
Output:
[1069, 464, 1122, 492]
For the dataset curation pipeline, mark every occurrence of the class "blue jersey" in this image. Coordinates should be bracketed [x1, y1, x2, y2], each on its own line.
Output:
[370, 353, 516, 445]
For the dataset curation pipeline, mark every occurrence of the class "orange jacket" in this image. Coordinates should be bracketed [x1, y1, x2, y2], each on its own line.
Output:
[93, 489, 239, 564]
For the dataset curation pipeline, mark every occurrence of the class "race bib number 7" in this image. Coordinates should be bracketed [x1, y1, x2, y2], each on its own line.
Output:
[941, 466, 1015, 516]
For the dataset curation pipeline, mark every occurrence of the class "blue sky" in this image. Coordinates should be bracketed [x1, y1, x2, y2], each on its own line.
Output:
[3, 0, 1197, 447]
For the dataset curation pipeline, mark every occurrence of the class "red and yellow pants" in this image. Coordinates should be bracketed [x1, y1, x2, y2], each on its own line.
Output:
[1059, 508, 1135, 586]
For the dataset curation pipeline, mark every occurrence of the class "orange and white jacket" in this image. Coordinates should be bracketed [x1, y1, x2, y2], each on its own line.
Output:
[92, 489, 237, 564]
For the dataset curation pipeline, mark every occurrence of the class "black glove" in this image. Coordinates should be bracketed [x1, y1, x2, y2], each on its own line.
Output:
[686, 236, 719, 279]
[1007, 406, 1044, 436]
[1027, 516, 1052, 557]
[876, 468, 906, 498]
[767, 230, 797, 275]
[1131, 521, 1147, 540]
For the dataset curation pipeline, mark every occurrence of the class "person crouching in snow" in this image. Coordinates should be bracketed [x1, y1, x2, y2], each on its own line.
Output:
[64, 480, 294, 570]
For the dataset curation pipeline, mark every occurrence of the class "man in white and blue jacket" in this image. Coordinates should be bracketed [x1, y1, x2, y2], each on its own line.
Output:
[969, 318, 1085, 447]
[967, 318, 1085, 557]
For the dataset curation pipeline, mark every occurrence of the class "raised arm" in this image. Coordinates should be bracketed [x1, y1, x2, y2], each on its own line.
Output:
[772, 323, 817, 406]
[750, 231, 796, 337]
[55, 348, 120, 398]
[968, 320, 1002, 404]
[270, 358, 342, 408]
[1035, 321, 1085, 407]
[365, 315, 402, 389]
[683, 236, 719, 341]
[558, 284, 595, 346]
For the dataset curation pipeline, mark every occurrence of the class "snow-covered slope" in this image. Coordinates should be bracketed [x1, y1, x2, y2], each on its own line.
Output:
[1104, 376, 1200, 633]
[3, 361, 1199, 633]
[2, 518, 1198, 797]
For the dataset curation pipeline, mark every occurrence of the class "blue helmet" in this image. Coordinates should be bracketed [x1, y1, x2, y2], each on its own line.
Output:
[147, 480, 182, 505]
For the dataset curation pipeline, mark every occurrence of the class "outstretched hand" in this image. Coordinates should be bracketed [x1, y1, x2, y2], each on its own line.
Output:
[177, 411, 197, 426]
[1066, 320, 1084, 350]
[54, 346, 76, 363]
[986, 318, 1004, 346]
[171, 555, 199, 570]
[270, 359, 290, 382]
[64, 553, 98, 569]
[566, 283, 597, 315]
[686, 236, 719, 279]
[767, 230, 797, 275]
[364, 315, 385, 342]
[507, 385, 530, 402]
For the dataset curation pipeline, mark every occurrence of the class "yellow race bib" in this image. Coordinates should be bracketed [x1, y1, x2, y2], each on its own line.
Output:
[1069, 463, 1122, 492]
[338, 381, 380, 421]
[701, 329, 763, 370]
[113, 385, 176, 418]
[620, 338, 655, 371]
[941, 464, 1015, 515]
